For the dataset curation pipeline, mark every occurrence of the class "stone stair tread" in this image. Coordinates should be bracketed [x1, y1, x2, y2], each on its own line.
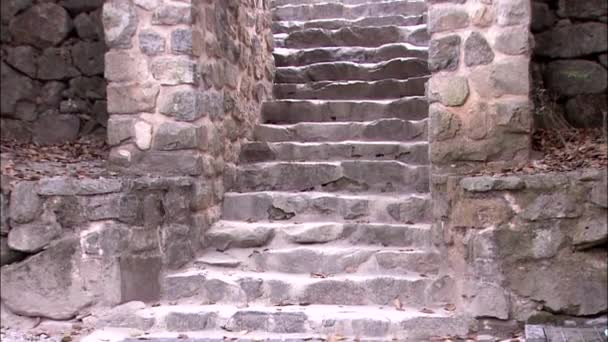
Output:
[239, 140, 428, 163]
[282, 25, 428, 49]
[275, 57, 428, 83]
[272, 14, 425, 34]
[273, 0, 427, 22]
[274, 43, 428, 67]
[262, 98, 428, 123]
[272, 0, 424, 8]
[255, 120, 427, 142]
[273, 77, 428, 100]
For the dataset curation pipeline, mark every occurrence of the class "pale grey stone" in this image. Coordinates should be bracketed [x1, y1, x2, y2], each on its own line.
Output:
[572, 217, 607, 250]
[428, 75, 469, 106]
[8, 213, 62, 253]
[428, 6, 469, 33]
[139, 30, 165, 56]
[107, 82, 159, 114]
[153, 121, 202, 151]
[1, 236, 26, 266]
[150, 57, 196, 85]
[103, 0, 138, 49]
[469, 283, 510, 320]
[8, 181, 40, 224]
[428, 35, 460, 72]
[496, 0, 531, 26]
[521, 193, 582, 221]
[152, 4, 192, 25]
[465, 32, 494, 66]
[171, 28, 193, 55]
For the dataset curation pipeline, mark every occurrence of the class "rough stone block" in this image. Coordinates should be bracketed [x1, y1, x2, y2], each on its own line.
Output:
[469, 283, 510, 320]
[159, 89, 203, 121]
[32, 112, 80, 145]
[171, 28, 199, 55]
[73, 12, 102, 40]
[107, 83, 160, 114]
[5, 46, 37, 78]
[534, 22, 607, 58]
[153, 121, 203, 151]
[103, 0, 138, 49]
[8, 3, 71, 49]
[429, 35, 461, 72]
[0, 237, 93, 319]
[565, 94, 608, 128]
[150, 57, 197, 85]
[470, 59, 530, 98]
[544, 60, 607, 97]
[71, 41, 105, 76]
[1, 236, 26, 266]
[119, 255, 162, 302]
[152, 4, 192, 25]
[496, 0, 531, 27]
[105, 50, 148, 82]
[428, 6, 469, 33]
[139, 30, 165, 56]
[107, 116, 135, 146]
[428, 75, 469, 106]
[557, 0, 608, 19]
[37, 47, 81, 80]
[9, 181, 40, 224]
[465, 31, 494, 66]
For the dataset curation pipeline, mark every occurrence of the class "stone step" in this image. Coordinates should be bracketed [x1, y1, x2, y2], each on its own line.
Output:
[232, 161, 429, 193]
[274, 43, 428, 67]
[255, 119, 427, 142]
[204, 221, 432, 249]
[272, 14, 425, 34]
[275, 58, 428, 83]
[221, 191, 431, 224]
[92, 304, 471, 340]
[262, 98, 427, 124]
[272, 0, 409, 8]
[239, 141, 428, 164]
[273, 1, 427, 22]
[283, 25, 428, 49]
[274, 77, 428, 100]
[163, 269, 449, 306]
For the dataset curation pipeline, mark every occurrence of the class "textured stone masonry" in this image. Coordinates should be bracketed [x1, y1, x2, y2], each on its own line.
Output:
[1, 0, 108, 144]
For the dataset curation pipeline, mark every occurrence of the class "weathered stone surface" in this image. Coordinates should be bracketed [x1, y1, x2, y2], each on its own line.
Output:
[9, 3, 71, 48]
[171, 28, 195, 55]
[557, 0, 608, 19]
[71, 41, 105, 76]
[428, 75, 469, 106]
[38, 82, 66, 112]
[469, 283, 510, 320]
[139, 30, 165, 56]
[107, 116, 135, 146]
[0, 119, 31, 142]
[521, 193, 582, 221]
[494, 26, 531, 55]
[470, 59, 530, 98]
[103, 0, 138, 49]
[495, 98, 533, 133]
[1, 237, 93, 319]
[565, 94, 608, 128]
[496, 0, 531, 27]
[207, 225, 274, 251]
[572, 217, 608, 250]
[428, 6, 469, 33]
[37, 47, 81, 80]
[32, 112, 80, 145]
[159, 90, 202, 121]
[429, 105, 461, 142]
[429, 35, 460, 72]
[73, 12, 102, 40]
[8, 181, 40, 224]
[465, 32, 494, 66]
[120, 255, 162, 302]
[285, 223, 344, 244]
[150, 58, 196, 85]
[535, 23, 608, 58]
[1, 62, 39, 115]
[1, 0, 33, 25]
[544, 60, 608, 97]
[531, 2, 555, 32]
[94, 301, 148, 329]
[1, 236, 26, 266]
[460, 176, 524, 192]
[5, 45, 37, 78]
[134, 120, 152, 150]
[152, 4, 192, 25]
[107, 83, 159, 114]
[153, 121, 202, 151]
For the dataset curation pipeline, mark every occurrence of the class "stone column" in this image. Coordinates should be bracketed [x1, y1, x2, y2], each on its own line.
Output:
[426, 0, 534, 321]
[427, 0, 533, 174]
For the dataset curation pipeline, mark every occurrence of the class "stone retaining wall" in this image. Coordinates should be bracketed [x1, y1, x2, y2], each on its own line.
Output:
[531, 0, 608, 128]
[441, 169, 607, 321]
[1, 0, 107, 144]
[0, 175, 200, 319]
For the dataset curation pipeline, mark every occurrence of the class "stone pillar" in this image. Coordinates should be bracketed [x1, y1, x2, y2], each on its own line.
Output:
[103, 0, 274, 177]
[426, 0, 534, 322]
[427, 0, 533, 174]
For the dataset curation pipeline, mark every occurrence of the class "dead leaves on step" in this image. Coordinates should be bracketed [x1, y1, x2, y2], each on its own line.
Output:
[393, 298, 404, 311]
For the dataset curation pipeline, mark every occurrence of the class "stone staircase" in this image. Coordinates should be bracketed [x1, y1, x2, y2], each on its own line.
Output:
[86, 1, 473, 340]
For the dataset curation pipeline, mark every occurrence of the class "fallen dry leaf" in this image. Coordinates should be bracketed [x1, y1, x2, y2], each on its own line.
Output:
[393, 298, 404, 311]
[444, 303, 456, 312]
[420, 308, 435, 314]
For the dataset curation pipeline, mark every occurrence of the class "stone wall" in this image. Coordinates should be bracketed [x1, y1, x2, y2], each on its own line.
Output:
[441, 169, 607, 322]
[1, 0, 107, 144]
[0, 175, 201, 319]
[531, 0, 608, 128]
[104, 0, 274, 177]
[427, 0, 533, 174]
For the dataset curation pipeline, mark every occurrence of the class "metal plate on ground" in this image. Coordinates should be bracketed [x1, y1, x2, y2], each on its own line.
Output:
[526, 325, 607, 342]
